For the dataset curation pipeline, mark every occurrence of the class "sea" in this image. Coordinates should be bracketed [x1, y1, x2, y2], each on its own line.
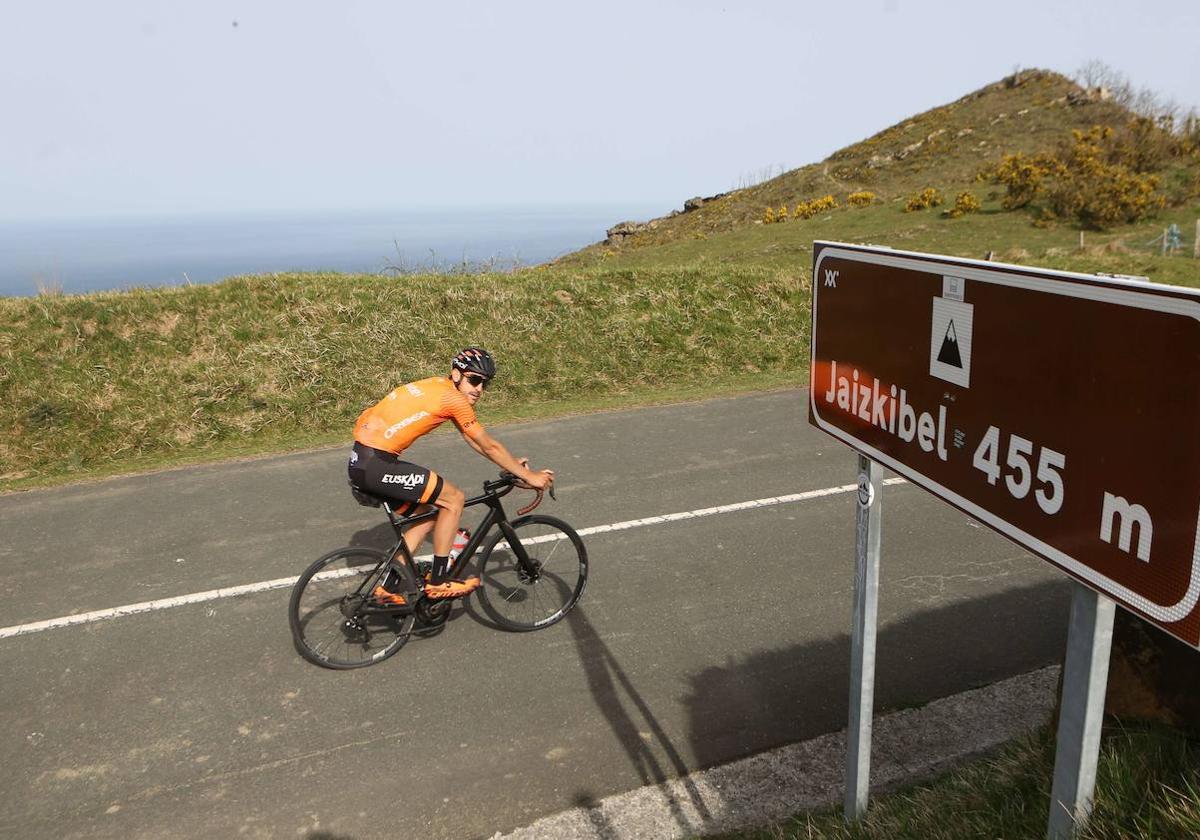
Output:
[0, 204, 664, 297]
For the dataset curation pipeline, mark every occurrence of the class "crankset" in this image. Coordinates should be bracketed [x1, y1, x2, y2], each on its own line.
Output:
[415, 597, 451, 629]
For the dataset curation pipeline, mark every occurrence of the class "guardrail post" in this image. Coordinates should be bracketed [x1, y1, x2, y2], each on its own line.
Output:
[845, 454, 883, 821]
[1047, 582, 1115, 839]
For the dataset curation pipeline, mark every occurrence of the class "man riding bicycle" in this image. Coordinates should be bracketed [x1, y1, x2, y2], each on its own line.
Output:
[348, 347, 554, 602]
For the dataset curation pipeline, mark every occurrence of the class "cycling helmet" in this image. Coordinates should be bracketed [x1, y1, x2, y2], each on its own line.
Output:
[451, 347, 496, 379]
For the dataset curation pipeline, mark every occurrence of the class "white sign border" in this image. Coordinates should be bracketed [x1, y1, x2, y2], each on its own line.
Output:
[809, 243, 1200, 627]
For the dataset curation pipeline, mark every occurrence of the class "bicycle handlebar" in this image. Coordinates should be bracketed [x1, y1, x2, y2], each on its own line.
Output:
[495, 470, 555, 516]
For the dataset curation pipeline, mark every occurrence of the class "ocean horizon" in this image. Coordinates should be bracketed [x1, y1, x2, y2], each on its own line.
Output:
[0, 203, 665, 297]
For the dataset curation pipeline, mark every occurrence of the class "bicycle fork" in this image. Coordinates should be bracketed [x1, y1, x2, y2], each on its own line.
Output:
[498, 521, 541, 582]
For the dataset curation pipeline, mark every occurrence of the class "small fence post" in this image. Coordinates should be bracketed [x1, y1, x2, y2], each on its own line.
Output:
[1162, 228, 1168, 257]
[1194, 220, 1199, 259]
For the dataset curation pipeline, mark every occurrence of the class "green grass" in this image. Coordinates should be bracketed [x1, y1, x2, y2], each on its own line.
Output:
[0, 266, 809, 491]
[562, 193, 1200, 288]
[712, 723, 1200, 840]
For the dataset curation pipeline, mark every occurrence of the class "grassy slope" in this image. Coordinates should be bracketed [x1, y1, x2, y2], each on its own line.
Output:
[3, 69, 1197, 493]
[0, 267, 807, 490]
[713, 723, 1200, 840]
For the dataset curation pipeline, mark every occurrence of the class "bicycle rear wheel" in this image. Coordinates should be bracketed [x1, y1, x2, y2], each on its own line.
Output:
[289, 546, 417, 669]
[476, 515, 588, 631]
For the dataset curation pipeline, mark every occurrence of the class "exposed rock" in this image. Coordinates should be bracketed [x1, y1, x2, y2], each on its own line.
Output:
[605, 192, 728, 245]
[1067, 86, 1113, 105]
[684, 192, 729, 212]
[604, 218, 660, 245]
[606, 220, 643, 239]
[955, 127, 974, 138]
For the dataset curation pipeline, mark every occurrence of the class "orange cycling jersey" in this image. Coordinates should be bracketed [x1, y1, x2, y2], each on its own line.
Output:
[353, 376, 483, 455]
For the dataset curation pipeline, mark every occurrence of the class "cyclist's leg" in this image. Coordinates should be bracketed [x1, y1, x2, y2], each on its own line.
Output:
[428, 481, 465, 583]
[402, 511, 435, 558]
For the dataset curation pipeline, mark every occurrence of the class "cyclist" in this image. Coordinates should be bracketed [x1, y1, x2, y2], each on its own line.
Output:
[348, 347, 554, 602]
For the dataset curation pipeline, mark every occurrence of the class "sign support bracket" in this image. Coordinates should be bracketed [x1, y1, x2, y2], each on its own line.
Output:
[1046, 582, 1115, 839]
[845, 454, 883, 821]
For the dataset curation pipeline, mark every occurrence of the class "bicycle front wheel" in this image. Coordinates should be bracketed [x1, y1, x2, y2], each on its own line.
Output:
[289, 546, 417, 669]
[477, 515, 588, 631]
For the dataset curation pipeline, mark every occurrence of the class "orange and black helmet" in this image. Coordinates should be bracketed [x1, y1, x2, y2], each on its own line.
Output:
[451, 347, 496, 380]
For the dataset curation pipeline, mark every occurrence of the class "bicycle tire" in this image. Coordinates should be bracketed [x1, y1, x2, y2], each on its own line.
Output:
[476, 515, 588, 631]
[288, 546, 417, 669]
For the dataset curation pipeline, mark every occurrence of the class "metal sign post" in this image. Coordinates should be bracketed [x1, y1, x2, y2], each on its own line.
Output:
[845, 455, 883, 821]
[1047, 583, 1116, 840]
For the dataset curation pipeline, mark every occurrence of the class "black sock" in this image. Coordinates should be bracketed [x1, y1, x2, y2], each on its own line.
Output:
[382, 567, 403, 592]
[430, 555, 450, 584]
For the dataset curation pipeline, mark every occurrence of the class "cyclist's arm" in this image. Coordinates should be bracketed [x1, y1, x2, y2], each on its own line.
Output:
[462, 426, 553, 489]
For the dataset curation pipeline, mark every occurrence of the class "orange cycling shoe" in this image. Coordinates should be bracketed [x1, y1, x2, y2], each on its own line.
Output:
[371, 585, 408, 607]
[423, 577, 481, 600]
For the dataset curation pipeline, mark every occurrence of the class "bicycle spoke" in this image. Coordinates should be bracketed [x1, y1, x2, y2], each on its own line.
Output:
[477, 516, 587, 631]
[289, 547, 416, 669]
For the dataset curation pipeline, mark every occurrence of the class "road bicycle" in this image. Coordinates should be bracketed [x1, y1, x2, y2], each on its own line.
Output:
[288, 471, 588, 669]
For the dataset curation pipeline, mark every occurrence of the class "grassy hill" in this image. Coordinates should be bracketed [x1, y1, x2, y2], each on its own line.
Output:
[3, 68, 1198, 492]
[560, 69, 1199, 283]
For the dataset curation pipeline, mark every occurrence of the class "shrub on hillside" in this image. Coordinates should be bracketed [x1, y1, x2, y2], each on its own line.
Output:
[1047, 130, 1164, 228]
[988, 153, 1061, 209]
[790, 195, 837, 220]
[943, 191, 981, 218]
[777, 205, 790, 221]
[985, 125, 1168, 229]
[763, 207, 776, 224]
[847, 191, 876, 207]
[1112, 116, 1185, 173]
[904, 188, 943, 212]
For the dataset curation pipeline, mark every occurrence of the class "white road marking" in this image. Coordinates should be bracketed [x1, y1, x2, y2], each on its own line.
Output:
[0, 478, 906, 640]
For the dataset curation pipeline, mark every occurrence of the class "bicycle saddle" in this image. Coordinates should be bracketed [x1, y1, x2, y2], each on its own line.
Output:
[348, 480, 385, 508]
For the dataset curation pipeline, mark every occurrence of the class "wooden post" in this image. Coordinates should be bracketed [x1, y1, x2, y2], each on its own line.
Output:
[1162, 229, 1168, 257]
[1079, 231, 1085, 249]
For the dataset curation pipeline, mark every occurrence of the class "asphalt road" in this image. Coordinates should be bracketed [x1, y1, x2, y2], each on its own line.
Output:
[0, 390, 1070, 839]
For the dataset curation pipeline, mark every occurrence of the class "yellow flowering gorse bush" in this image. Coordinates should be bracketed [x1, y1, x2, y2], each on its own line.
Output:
[904, 188, 943, 212]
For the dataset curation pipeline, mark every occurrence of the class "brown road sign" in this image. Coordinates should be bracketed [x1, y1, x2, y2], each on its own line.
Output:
[808, 241, 1200, 648]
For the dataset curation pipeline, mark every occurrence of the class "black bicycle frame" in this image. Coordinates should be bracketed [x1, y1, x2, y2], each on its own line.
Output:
[378, 478, 536, 592]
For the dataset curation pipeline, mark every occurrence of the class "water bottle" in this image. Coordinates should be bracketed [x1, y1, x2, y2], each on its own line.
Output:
[449, 527, 470, 561]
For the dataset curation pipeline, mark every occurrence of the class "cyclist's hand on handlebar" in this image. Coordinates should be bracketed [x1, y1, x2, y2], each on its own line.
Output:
[524, 468, 555, 490]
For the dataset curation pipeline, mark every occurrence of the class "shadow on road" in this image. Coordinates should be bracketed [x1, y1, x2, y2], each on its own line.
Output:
[682, 578, 1071, 771]
[562, 605, 714, 838]
[347, 521, 397, 551]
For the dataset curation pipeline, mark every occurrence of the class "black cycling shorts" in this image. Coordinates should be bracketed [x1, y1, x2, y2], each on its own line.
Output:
[348, 442, 444, 515]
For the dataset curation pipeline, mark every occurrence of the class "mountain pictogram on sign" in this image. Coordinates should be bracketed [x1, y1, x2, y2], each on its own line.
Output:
[937, 321, 963, 368]
[929, 297, 973, 388]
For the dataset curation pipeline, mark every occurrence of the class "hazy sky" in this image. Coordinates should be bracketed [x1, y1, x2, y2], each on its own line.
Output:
[3, 0, 1197, 222]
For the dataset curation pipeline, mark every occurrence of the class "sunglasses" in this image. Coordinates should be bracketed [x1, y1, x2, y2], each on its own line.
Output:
[462, 373, 490, 388]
